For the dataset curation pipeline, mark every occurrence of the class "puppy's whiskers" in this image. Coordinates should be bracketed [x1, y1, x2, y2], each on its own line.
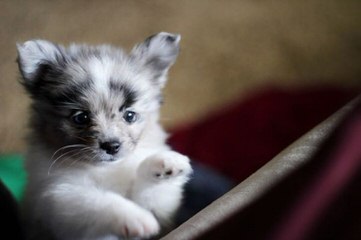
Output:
[48, 149, 81, 175]
[67, 147, 95, 168]
[89, 151, 102, 163]
[48, 144, 88, 175]
[51, 144, 87, 160]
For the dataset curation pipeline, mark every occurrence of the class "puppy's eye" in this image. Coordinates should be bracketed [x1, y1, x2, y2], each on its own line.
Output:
[72, 111, 90, 125]
[123, 111, 138, 124]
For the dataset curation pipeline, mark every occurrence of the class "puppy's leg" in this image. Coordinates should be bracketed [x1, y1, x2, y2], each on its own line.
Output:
[40, 182, 159, 239]
[131, 151, 192, 225]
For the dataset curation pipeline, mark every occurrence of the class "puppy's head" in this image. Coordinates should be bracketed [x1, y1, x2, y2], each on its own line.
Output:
[17, 32, 180, 163]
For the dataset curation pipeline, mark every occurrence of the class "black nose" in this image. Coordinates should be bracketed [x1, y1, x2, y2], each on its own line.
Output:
[100, 141, 121, 155]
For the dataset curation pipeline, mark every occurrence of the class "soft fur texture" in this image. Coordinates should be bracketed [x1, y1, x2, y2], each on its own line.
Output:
[17, 32, 192, 240]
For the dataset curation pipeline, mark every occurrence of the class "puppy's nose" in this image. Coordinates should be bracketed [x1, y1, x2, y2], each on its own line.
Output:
[100, 141, 121, 155]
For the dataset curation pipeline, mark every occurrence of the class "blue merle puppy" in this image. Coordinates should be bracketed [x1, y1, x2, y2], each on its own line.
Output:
[17, 32, 192, 240]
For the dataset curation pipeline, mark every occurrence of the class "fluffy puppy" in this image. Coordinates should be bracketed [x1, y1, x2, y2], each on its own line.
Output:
[17, 32, 192, 240]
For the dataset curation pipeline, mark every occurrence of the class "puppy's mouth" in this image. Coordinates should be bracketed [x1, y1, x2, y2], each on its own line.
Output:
[97, 151, 122, 163]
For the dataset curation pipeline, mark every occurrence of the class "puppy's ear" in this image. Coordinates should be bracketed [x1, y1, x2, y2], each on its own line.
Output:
[16, 40, 67, 93]
[131, 32, 180, 87]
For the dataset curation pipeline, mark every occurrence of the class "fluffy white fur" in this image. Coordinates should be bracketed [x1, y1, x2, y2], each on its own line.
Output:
[18, 32, 192, 240]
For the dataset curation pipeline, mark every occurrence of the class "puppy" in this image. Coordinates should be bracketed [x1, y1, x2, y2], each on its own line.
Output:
[17, 32, 192, 240]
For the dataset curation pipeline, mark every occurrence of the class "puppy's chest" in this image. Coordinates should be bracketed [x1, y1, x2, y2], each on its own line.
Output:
[90, 160, 140, 195]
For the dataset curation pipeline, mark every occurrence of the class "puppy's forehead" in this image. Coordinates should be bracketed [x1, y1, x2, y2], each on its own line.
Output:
[55, 46, 159, 113]
[87, 57, 120, 95]
[70, 53, 150, 110]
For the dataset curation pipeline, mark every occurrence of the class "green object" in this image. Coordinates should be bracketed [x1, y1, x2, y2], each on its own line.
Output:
[0, 154, 27, 201]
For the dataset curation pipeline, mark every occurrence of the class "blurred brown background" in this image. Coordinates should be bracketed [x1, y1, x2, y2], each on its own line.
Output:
[0, 0, 360, 153]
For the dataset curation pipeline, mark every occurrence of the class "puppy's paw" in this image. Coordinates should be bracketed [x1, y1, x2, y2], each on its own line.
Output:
[139, 151, 192, 181]
[116, 206, 159, 238]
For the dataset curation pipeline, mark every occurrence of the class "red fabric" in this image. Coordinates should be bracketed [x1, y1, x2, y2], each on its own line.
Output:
[169, 86, 358, 182]
[196, 94, 361, 240]
[271, 103, 361, 240]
